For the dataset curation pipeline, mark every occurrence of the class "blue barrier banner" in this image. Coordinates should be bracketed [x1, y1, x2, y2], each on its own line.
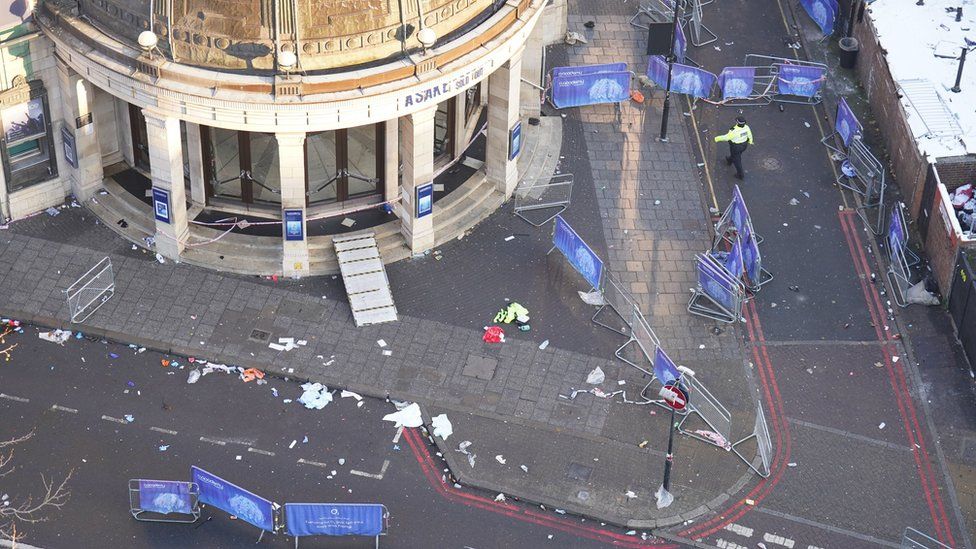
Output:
[835, 97, 861, 147]
[552, 71, 631, 109]
[286, 503, 384, 537]
[698, 255, 738, 312]
[654, 347, 680, 386]
[139, 480, 192, 515]
[191, 466, 274, 532]
[552, 63, 627, 79]
[776, 64, 825, 98]
[889, 205, 905, 252]
[670, 63, 716, 98]
[718, 67, 756, 100]
[647, 55, 669, 89]
[742, 233, 762, 284]
[800, 0, 838, 35]
[729, 184, 752, 236]
[675, 24, 687, 63]
[553, 215, 604, 290]
[724, 236, 744, 278]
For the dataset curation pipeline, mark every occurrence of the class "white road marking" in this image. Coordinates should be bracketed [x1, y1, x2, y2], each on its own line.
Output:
[350, 459, 390, 480]
[297, 458, 331, 468]
[725, 523, 754, 538]
[51, 405, 78, 413]
[0, 393, 29, 403]
[763, 532, 795, 548]
[150, 427, 178, 435]
[715, 539, 748, 549]
[101, 415, 127, 424]
[392, 426, 404, 443]
[199, 436, 227, 446]
[247, 447, 275, 457]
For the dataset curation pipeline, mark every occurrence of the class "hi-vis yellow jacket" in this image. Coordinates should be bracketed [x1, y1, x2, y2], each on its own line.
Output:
[714, 124, 754, 145]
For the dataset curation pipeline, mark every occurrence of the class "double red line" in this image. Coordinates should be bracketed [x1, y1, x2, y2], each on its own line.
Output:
[838, 210, 956, 546]
[400, 426, 677, 547]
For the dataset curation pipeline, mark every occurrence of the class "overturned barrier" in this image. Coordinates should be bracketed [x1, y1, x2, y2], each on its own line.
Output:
[840, 136, 887, 236]
[64, 256, 115, 323]
[676, 373, 732, 448]
[886, 202, 920, 307]
[514, 173, 574, 227]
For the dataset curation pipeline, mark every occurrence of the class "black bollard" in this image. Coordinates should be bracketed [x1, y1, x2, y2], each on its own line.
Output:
[951, 47, 967, 93]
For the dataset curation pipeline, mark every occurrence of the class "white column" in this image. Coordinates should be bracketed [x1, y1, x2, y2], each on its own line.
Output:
[486, 52, 523, 197]
[399, 106, 436, 254]
[185, 122, 206, 205]
[382, 119, 399, 203]
[277, 132, 310, 278]
[143, 109, 188, 260]
[521, 22, 545, 117]
[452, 93, 466, 157]
[57, 58, 103, 201]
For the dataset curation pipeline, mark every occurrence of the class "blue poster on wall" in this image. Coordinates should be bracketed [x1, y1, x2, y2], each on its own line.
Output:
[551, 66, 631, 109]
[669, 64, 716, 98]
[717, 67, 756, 100]
[284, 209, 304, 241]
[416, 182, 433, 219]
[138, 480, 193, 515]
[60, 126, 78, 169]
[776, 64, 826, 98]
[653, 347, 681, 386]
[191, 466, 274, 532]
[509, 120, 522, 161]
[553, 215, 604, 290]
[285, 503, 385, 537]
[152, 188, 171, 224]
[835, 97, 861, 147]
[799, 0, 838, 35]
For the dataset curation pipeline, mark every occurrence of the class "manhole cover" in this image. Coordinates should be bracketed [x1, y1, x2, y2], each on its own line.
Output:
[577, 490, 590, 501]
[760, 157, 782, 171]
[248, 329, 271, 343]
[566, 462, 593, 482]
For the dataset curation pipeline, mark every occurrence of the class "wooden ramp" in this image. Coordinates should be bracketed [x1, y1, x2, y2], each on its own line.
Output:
[333, 232, 398, 327]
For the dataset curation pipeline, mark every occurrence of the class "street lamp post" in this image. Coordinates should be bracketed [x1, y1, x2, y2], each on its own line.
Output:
[657, 365, 694, 508]
[659, 0, 681, 142]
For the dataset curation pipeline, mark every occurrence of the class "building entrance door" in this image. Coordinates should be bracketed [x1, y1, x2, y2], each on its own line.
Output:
[128, 104, 151, 171]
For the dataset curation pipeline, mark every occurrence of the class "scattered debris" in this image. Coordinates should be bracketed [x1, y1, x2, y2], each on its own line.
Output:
[879, 422, 886, 429]
[457, 441, 476, 468]
[625, 490, 637, 499]
[38, 330, 72, 345]
[340, 217, 356, 228]
[788, 198, 800, 206]
[504, 235, 516, 242]
[482, 326, 505, 343]
[495, 455, 507, 465]
[586, 366, 605, 385]
[538, 339, 550, 350]
[578, 290, 605, 306]
[564, 30, 588, 45]
[520, 465, 529, 473]
[383, 402, 423, 428]
[431, 414, 453, 440]
[158, 445, 169, 452]
[340, 390, 362, 401]
[240, 368, 264, 382]
[187, 369, 201, 384]
[377, 339, 387, 348]
[298, 383, 334, 410]
[495, 493, 506, 502]
[694, 429, 730, 449]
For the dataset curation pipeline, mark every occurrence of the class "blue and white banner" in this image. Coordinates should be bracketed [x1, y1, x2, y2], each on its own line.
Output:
[670, 63, 717, 98]
[776, 64, 826, 98]
[285, 503, 384, 537]
[717, 67, 756, 100]
[835, 97, 861, 147]
[698, 255, 739, 313]
[138, 480, 193, 515]
[729, 184, 752, 236]
[647, 55, 669, 89]
[675, 24, 687, 64]
[742, 233, 762, 284]
[551, 64, 631, 109]
[800, 0, 838, 35]
[654, 347, 681, 386]
[888, 205, 905, 252]
[191, 466, 274, 532]
[724, 236, 744, 278]
[554, 215, 604, 290]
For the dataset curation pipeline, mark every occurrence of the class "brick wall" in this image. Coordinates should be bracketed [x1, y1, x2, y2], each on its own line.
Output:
[854, 14, 928, 217]
[924, 183, 960, 296]
[936, 155, 976, 192]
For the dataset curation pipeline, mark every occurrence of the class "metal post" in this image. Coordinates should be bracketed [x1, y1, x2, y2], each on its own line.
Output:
[951, 47, 967, 93]
[659, 0, 681, 141]
[845, 0, 858, 37]
[662, 404, 676, 494]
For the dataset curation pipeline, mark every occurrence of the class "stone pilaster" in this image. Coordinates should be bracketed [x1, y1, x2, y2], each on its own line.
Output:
[143, 109, 189, 260]
[399, 106, 436, 254]
[486, 52, 523, 198]
[383, 119, 399, 203]
[185, 122, 206, 205]
[521, 21, 545, 117]
[57, 57, 103, 201]
[277, 132, 310, 278]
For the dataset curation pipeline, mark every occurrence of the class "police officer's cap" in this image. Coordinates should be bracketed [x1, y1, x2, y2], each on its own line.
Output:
[735, 116, 747, 125]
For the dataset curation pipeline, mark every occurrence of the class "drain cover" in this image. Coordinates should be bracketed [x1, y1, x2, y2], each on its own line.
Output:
[566, 462, 593, 482]
[248, 329, 271, 343]
[760, 157, 782, 171]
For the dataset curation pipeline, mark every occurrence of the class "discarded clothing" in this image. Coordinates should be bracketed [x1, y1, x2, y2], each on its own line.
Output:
[483, 325, 505, 343]
[240, 368, 265, 382]
[299, 382, 334, 410]
[493, 302, 530, 324]
[38, 330, 71, 345]
[383, 402, 423, 428]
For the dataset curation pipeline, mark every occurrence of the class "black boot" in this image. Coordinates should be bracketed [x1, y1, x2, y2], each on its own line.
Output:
[725, 156, 733, 165]
[734, 172, 744, 180]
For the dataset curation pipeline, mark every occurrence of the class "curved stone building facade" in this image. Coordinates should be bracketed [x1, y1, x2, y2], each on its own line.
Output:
[0, 0, 560, 276]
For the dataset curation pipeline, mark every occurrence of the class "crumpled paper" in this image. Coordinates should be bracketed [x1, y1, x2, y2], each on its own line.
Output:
[431, 414, 453, 440]
[382, 402, 422, 428]
[299, 382, 334, 410]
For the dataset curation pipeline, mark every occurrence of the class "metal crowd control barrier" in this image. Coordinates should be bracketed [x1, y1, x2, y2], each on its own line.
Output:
[731, 402, 772, 478]
[838, 136, 887, 235]
[614, 304, 662, 378]
[742, 54, 827, 105]
[676, 374, 732, 448]
[901, 527, 952, 548]
[686, 0, 717, 46]
[513, 173, 574, 227]
[129, 479, 201, 523]
[592, 273, 639, 336]
[688, 253, 745, 323]
[886, 202, 919, 308]
[712, 190, 763, 248]
[64, 257, 115, 323]
[629, 0, 685, 29]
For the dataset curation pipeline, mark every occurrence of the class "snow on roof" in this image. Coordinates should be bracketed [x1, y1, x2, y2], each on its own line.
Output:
[868, 0, 976, 158]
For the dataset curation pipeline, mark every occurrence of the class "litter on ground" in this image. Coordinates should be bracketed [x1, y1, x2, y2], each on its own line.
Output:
[431, 414, 453, 440]
[382, 402, 423, 428]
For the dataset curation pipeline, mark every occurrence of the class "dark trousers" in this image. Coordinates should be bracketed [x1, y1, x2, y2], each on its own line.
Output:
[726, 142, 748, 177]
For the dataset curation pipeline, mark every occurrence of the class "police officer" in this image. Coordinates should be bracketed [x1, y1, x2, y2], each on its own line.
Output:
[714, 116, 754, 180]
